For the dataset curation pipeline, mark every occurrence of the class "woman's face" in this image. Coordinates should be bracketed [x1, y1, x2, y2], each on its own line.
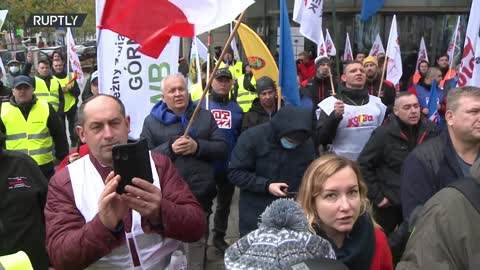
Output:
[314, 167, 361, 236]
[419, 62, 429, 74]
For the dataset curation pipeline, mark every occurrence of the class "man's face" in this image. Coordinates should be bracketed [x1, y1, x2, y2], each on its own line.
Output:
[437, 56, 449, 69]
[223, 53, 233, 63]
[364, 62, 378, 80]
[316, 63, 330, 78]
[394, 95, 421, 125]
[419, 62, 429, 74]
[212, 76, 233, 96]
[425, 70, 442, 85]
[446, 96, 480, 144]
[37, 63, 50, 77]
[76, 96, 130, 167]
[342, 63, 366, 89]
[12, 84, 34, 104]
[163, 76, 188, 114]
[52, 61, 64, 73]
[355, 53, 366, 62]
[259, 88, 276, 109]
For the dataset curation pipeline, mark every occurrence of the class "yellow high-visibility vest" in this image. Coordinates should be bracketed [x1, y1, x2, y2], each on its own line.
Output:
[0, 251, 34, 270]
[190, 82, 203, 102]
[236, 75, 257, 112]
[54, 75, 76, 112]
[1, 100, 53, 165]
[34, 77, 61, 112]
[219, 61, 244, 81]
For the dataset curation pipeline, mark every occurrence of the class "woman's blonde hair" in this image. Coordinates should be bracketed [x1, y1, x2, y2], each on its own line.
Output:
[297, 154, 370, 232]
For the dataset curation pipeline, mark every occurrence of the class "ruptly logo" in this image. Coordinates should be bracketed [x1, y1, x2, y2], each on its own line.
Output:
[25, 14, 87, 27]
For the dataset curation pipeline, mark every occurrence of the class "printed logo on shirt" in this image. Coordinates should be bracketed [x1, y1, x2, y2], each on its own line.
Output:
[211, 109, 232, 129]
[7, 176, 31, 189]
[346, 114, 374, 127]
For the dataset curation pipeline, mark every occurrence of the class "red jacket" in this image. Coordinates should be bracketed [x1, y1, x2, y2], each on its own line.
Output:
[297, 59, 315, 83]
[370, 227, 394, 270]
[56, 144, 90, 172]
[45, 152, 205, 270]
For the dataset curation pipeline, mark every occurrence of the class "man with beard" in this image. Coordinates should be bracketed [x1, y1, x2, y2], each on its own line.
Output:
[363, 56, 396, 113]
[52, 59, 81, 147]
[301, 56, 336, 106]
[315, 61, 386, 161]
[401, 87, 480, 222]
[435, 54, 456, 89]
[358, 92, 437, 236]
[408, 67, 445, 120]
[34, 60, 64, 116]
[241, 76, 280, 132]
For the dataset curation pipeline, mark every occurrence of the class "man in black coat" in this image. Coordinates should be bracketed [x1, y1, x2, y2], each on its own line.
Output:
[357, 92, 437, 234]
[140, 74, 228, 212]
[229, 105, 316, 236]
[241, 76, 280, 132]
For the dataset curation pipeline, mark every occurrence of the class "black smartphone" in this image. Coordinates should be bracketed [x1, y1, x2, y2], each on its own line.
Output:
[112, 139, 153, 194]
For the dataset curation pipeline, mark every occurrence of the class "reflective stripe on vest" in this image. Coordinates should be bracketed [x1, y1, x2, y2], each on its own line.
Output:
[0, 100, 54, 165]
[35, 77, 61, 112]
[54, 75, 76, 112]
[236, 75, 257, 112]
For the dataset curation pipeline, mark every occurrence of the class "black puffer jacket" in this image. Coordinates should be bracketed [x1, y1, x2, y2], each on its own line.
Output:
[241, 98, 280, 132]
[140, 102, 228, 211]
[229, 105, 316, 236]
[357, 116, 438, 205]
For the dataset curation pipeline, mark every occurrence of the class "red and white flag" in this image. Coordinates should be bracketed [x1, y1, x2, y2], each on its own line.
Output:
[386, 15, 402, 85]
[293, 0, 324, 49]
[317, 30, 328, 57]
[99, 0, 254, 58]
[344, 33, 353, 61]
[66, 27, 85, 91]
[415, 36, 429, 71]
[458, 0, 480, 87]
[369, 33, 385, 57]
[447, 16, 462, 67]
[325, 29, 337, 56]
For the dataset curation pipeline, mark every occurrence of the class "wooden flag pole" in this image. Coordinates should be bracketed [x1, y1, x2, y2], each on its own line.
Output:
[378, 56, 388, 97]
[328, 66, 336, 96]
[206, 31, 212, 110]
[183, 10, 247, 136]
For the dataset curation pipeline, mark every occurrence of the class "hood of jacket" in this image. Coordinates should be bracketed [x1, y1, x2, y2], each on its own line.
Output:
[270, 105, 312, 139]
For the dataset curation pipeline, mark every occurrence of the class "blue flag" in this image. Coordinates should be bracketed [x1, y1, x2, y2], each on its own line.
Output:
[360, 0, 385, 22]
[279, 0, 300, 106]
[427, 80, 440, 125]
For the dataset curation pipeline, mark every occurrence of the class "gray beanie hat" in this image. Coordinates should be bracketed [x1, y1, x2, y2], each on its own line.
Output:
[224, 199, 336, 270]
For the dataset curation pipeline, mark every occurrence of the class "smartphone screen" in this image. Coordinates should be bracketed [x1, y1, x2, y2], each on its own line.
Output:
[112, 139, 153, 194]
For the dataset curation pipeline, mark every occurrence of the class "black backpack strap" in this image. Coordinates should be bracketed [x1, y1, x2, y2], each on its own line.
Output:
[448, 178, 480, 214]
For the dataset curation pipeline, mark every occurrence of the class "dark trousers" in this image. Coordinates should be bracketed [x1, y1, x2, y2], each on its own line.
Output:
[212, 172, 235, 237]
[373, 204, 404, 235]
[62, 104, 78, 146]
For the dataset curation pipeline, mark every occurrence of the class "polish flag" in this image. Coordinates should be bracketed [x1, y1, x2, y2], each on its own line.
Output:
[369, 33, 385, 58]
[344, 33, 353, 61]
[325, 29, 337, 56]
[385, 15, 402, 85]
[99, 0, 254, 58]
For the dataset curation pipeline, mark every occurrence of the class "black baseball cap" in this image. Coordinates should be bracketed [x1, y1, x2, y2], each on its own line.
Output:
[214, 68, 232, 79]
[12, 75, 34, 89]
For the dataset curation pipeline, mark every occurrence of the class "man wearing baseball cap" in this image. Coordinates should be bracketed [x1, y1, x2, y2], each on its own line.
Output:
[363, 55, 396, 113]
[0, 75, 68, 179]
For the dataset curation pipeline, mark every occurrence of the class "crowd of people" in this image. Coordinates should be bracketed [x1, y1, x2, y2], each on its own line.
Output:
[0, 43, 479, 270]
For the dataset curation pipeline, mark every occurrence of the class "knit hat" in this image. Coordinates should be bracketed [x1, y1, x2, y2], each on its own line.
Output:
[224, 199, 336, 270]
[90, 71, 99, 84]
[362, 56, 378, 67]
[256, 76, 276, 94]
[314, 55, 329, 69]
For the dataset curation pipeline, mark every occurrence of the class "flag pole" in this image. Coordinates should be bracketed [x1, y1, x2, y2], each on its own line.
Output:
[206, 31, 212, 110]
[328, 66, 336, 95]
[184, 10, 248, 137]
[331, 0, 340, 76]
[446, 16, 460, 82]
[67, 28, 71, 83]
[378, 56, 388, 97]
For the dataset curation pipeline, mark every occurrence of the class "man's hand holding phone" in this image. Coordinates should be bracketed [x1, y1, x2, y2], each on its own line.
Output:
[172, 136, 198, 156]
[99, 172, 129, 231]
[122, 178, 163, 225]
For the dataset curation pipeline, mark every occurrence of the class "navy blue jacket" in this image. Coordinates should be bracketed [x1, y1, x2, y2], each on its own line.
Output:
[228, 105, 316, 236]
[401, 130, 464, 220]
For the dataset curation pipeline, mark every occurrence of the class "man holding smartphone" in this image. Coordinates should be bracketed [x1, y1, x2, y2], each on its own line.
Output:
[44, 94, 205, 269]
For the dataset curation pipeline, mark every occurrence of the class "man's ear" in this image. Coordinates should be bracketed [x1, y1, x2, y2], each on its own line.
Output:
[76, 126, 86, 144]
[445, 110, 454, 126]
[126, 115, 131, 133]
[340, 74, 346, 82]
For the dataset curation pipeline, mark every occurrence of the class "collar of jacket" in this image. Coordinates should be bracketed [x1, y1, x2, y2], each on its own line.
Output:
[210, 89, 229, 104]
[337, 84, 369, 104]
[53, 71, 67, 79]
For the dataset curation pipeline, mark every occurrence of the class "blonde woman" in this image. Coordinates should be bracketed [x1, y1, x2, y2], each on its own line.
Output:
[297, 154, 393, 270]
